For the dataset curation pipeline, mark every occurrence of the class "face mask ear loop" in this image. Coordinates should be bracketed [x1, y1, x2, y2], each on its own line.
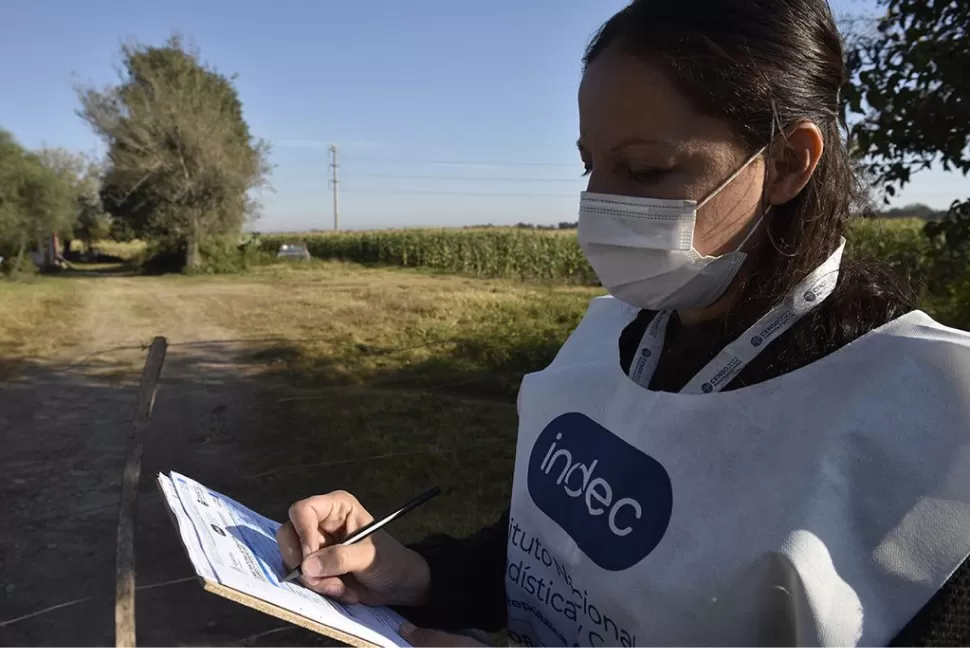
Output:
[734, 204, 771, 252]
[697, 146, 768, 210]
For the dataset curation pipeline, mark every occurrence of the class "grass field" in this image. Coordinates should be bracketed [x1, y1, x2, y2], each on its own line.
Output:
[0, 279, 88, 376]
[1, 261, 601, 512]
[1, 260, 604, 645]
[216, 261, 602, 535]
[236, 263, 599, 538]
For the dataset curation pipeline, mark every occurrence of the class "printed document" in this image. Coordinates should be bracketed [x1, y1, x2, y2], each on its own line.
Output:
[158, 471, 411, 647]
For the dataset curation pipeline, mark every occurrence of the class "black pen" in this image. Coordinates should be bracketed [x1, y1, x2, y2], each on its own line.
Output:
[281, 486, 441, 583]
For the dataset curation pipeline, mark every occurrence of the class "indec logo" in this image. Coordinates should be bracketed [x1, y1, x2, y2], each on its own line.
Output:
[527, 413, 673, 571]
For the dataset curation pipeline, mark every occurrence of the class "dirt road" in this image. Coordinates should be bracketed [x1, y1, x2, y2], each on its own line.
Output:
[0, 277, 341, 646]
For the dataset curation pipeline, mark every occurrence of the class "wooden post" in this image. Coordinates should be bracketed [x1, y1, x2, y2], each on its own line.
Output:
[115, 337, 168, 648]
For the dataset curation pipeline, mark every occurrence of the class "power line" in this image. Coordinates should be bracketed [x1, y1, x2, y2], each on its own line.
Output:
[351, 172, 583, 182]
[315, 145, 581, 201]
[341, 155, 577, 168]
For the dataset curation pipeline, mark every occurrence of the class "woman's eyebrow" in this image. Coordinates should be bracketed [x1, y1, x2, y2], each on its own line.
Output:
[610, 137, 677, 152]
[576, 137, 678, 154]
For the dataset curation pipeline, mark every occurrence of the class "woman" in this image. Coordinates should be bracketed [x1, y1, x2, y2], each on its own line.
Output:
[277, 0, 970, 645]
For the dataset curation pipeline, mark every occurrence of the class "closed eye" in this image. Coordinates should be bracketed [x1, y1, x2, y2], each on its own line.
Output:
[628, 168, 672, 184]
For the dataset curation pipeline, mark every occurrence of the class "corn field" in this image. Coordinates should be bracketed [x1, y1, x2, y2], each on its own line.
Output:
[258, 219, 932, 286]
[260, 228, 597, 283]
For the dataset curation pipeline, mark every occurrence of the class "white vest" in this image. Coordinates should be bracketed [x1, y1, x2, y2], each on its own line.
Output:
[506, 296, 970, 646]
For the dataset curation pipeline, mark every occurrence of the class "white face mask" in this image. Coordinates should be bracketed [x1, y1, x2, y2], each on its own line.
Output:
[578, 148, 767, 311]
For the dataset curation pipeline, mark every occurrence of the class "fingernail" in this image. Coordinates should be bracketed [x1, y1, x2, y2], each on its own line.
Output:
[301, 544, 313, 558]
[400, 622, 416, 636]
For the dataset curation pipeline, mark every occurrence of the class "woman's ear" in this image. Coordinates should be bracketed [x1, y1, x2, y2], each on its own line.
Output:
[764, 120, 824, 206]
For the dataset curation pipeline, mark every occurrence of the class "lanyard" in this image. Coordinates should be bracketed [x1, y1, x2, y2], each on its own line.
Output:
[628, 238, 846, 394]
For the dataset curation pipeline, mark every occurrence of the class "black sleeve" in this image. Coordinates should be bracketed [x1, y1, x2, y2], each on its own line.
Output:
[393, 509, 510, 632]
[618, 308, 655, 373]
[891, 557, 970, 646]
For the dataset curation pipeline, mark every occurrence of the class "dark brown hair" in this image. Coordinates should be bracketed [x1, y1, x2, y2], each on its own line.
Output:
[586, 0, 916, 387]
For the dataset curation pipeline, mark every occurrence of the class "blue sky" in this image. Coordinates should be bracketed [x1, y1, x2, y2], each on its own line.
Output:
[2, 0, 967, 232]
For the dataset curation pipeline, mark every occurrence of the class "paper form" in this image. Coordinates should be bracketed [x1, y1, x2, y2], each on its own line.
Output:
[158, 472, 411, 648]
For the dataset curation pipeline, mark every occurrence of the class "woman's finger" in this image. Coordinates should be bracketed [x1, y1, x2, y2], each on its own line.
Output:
[275, 521, 303, 570]
[287, 497, 331, 557]
[288, 492, 374, 555]
[302, 541, 377, 579]
[303, 575, 361, 604]
[306, 575, 383, 607]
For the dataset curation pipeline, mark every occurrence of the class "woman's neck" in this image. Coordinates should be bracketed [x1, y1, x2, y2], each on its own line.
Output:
[676, 271, 749, 327]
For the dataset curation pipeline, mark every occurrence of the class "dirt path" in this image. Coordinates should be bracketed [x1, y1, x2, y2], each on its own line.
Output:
[0, 277, 339, 646]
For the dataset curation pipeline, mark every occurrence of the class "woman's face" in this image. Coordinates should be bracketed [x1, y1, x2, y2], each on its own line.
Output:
[578, 49, 767, 258]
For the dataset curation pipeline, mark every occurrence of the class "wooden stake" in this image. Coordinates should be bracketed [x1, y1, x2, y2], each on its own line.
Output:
[115, 336, 168, 648]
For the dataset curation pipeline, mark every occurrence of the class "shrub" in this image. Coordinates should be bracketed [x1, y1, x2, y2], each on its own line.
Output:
[844, 218, 933, 285]
[184, 239, 274, 275]
[0, 255, 40, 279]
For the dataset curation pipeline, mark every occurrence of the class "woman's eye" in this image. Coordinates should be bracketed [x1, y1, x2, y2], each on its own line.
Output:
[628, 168, 670, 183]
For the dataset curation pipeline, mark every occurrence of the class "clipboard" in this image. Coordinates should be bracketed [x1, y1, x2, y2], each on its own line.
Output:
[200, 580, 379, 647]
[156, 472, 410, 648]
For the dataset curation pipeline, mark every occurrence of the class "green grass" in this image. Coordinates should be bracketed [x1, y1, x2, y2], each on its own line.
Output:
[0, 278, 89, 378]
[0, 263, 600, 542]
[216, 266, 599, 539]
[207, 261, 601, 400]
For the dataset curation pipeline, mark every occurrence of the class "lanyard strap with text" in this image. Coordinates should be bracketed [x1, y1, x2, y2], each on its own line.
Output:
[628, 238, 846, 393]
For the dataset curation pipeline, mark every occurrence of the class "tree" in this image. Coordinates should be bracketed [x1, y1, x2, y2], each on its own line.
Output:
[843, 0, 970, 248]
[76, 189, 112, 252]
[77, 35, 270, 268]
[0, 130, 24, 256]
[35, 147, 111, 254]
[0, 129, 77, 270]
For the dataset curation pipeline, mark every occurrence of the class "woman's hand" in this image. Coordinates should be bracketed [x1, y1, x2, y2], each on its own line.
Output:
[276, 490, 432, 606]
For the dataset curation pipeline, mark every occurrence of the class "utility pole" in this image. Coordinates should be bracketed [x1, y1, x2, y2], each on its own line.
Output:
[329, 144, 340, 231]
